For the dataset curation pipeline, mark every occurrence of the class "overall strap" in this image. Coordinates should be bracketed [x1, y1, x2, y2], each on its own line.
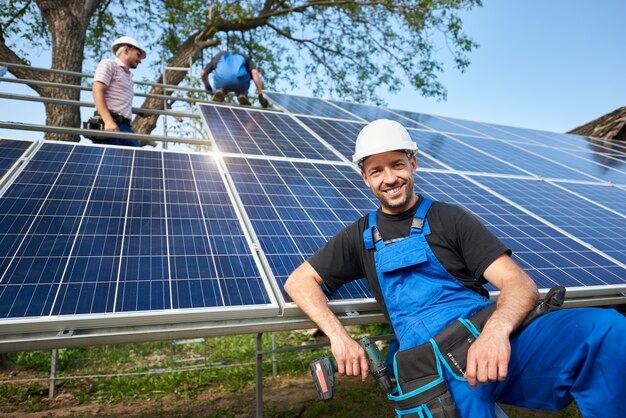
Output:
[363, 196, 434, 250]
[411, 196, 432, 235]
[363, 211, 379, 250]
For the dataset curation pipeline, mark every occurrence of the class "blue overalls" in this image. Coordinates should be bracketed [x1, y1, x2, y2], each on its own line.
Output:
[213, 52, 252, 95]
[364, 197, 626, 417]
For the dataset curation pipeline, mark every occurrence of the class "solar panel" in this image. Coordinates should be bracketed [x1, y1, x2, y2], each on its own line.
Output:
[0, 138, 33, 181]
[198, 104, 344, 161]
[0, 142, 278, 328]
[414, 171, 626, 289]
[199, 99, 626, 305]
[454, 136, 616, 182]
[472, 176, 626, 266]
[330, 99, 429, 130]
[389, 109, 489, 137]
[2, 92, 626, 351]
[522, 143, 626, 184]
[264, 92, 362, 121]
[222, 156, 377, 312]
[410, 130, 533, 174]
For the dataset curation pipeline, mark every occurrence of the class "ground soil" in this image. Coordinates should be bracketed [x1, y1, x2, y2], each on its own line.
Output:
[1, 373, 566, 418]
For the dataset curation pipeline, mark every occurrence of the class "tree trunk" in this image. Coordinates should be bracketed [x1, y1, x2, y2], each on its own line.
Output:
[133, 27, 219, 137]
[37, 0, 91, 141]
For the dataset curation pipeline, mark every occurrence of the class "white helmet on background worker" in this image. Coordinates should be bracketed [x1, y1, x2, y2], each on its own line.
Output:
[111, 36, 146, 59]
[352, 119, 418, 165]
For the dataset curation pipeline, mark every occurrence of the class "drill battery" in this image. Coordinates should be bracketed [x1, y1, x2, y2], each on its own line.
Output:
[310, 355, 337, 400]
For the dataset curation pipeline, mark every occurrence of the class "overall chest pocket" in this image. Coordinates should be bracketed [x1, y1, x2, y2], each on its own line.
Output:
[376, 241, 428, 273]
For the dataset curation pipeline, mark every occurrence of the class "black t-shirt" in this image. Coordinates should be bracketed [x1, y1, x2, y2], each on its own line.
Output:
[308, 195, 510, 317]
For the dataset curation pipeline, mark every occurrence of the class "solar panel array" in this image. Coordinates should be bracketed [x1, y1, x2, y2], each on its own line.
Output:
[1, 92, 626, 351]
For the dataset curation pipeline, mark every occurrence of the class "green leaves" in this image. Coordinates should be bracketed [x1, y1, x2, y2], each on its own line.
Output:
[1, 0, 482, 134]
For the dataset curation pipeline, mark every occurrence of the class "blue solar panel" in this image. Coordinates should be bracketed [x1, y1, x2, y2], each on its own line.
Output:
[548, 182, 626, 217]
[295, 117, 446, 169]
[2, 93, 626, 351]
[264, 92, 361, 121]
[0, 138, 33, 180]
[415, 171, 626, 289]
[521, 143, 626, 185]
[330, 100, 428, 130]
[410, 130, 532, 174]
[0, 142, 277, 322]
[430, 115, 540, 142]
[197, 103, 343, 161]
[456, 136, 612, 182]
[390, 109, 488, 137]
[223, 156, 376, 303]
[294, 116, 364, 162]
[471, 175, 626, 266]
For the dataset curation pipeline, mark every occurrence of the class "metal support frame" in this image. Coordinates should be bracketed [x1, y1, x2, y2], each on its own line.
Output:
[255, 332, 264, 418]
[49, 349, 58, 398]
[253, 331, 395, 417]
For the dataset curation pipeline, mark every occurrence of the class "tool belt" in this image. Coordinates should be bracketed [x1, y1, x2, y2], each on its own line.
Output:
[103, 111, 131, 126]
[388, 286, 566, 418]
[82, 111, 131, 140]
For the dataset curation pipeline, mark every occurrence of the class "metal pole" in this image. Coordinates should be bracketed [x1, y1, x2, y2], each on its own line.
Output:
[271, 332, 277, 377]
[162, 60, 169, 149]
[49, 349, 58, 398]
[256, 333, 264, 417]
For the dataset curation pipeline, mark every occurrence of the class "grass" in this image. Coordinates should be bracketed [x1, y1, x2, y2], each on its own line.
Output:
[0, 325, 581, 417]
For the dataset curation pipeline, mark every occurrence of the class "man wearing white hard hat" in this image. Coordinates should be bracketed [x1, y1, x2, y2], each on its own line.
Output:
[91, 36, 146, 147]
[285, 119, 626, 417]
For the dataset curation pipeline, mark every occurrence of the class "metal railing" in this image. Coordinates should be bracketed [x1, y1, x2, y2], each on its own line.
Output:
[0, 61, 211, 147]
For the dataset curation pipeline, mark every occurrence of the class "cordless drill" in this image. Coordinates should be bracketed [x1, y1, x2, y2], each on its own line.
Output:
[309, 336, 393, 400]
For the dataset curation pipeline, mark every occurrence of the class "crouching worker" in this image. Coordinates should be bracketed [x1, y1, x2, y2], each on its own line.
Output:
[91, 36, 146, 147]
[284, 118, 626, 417]
[200, 50, 268, 108]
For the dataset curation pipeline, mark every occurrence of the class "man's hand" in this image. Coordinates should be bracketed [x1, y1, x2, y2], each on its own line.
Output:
[103, 119, 119, 132]
[258, 93, 269, 108]
[464, 253, 539, 388]
[330, 334, 369, 381]
[464, 324, 511, 388]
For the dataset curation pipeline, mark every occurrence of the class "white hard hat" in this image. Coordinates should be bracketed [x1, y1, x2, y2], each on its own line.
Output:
[352, 119, 418, 165]
[111, 36, 146, 59]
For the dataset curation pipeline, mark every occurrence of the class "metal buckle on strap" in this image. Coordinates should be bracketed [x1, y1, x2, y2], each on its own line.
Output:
[411, 218, 424, 230]
[372, 227, 383, 244]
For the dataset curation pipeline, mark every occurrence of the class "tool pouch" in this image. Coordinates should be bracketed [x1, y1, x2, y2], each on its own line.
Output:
[82, 112, 104, 139]
[434, 305, 496, 379]
[389, 342, 458, 418]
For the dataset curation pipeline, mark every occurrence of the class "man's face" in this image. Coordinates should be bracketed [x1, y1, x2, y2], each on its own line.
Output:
[123, 46, 143, 69]
[361, 151, 418, 215]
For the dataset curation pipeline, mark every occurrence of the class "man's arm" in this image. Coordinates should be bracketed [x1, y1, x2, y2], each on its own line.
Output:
[200, 68, 212, 92]
[250, 69, 264, 94]
[92, 81, 118, 132]
[464, 254, 539, 388]
[284, 261, 369, 380]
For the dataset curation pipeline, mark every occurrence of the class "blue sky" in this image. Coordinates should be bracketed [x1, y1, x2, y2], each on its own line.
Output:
[386, 0, 626, 133]
[1, 0, 624, 138]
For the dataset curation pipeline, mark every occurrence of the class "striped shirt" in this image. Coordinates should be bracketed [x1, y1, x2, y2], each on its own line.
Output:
[93, 58, 134, 120]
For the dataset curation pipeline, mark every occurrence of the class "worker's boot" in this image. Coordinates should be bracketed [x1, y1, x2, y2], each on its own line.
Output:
[212, 88, 225, 102]
[237, 94, 251, 106]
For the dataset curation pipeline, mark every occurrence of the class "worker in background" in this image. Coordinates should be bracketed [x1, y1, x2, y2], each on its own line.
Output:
[200, 51, 269, 108]
[92, 36, 146, 147]
[285, 118, 626, 417]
